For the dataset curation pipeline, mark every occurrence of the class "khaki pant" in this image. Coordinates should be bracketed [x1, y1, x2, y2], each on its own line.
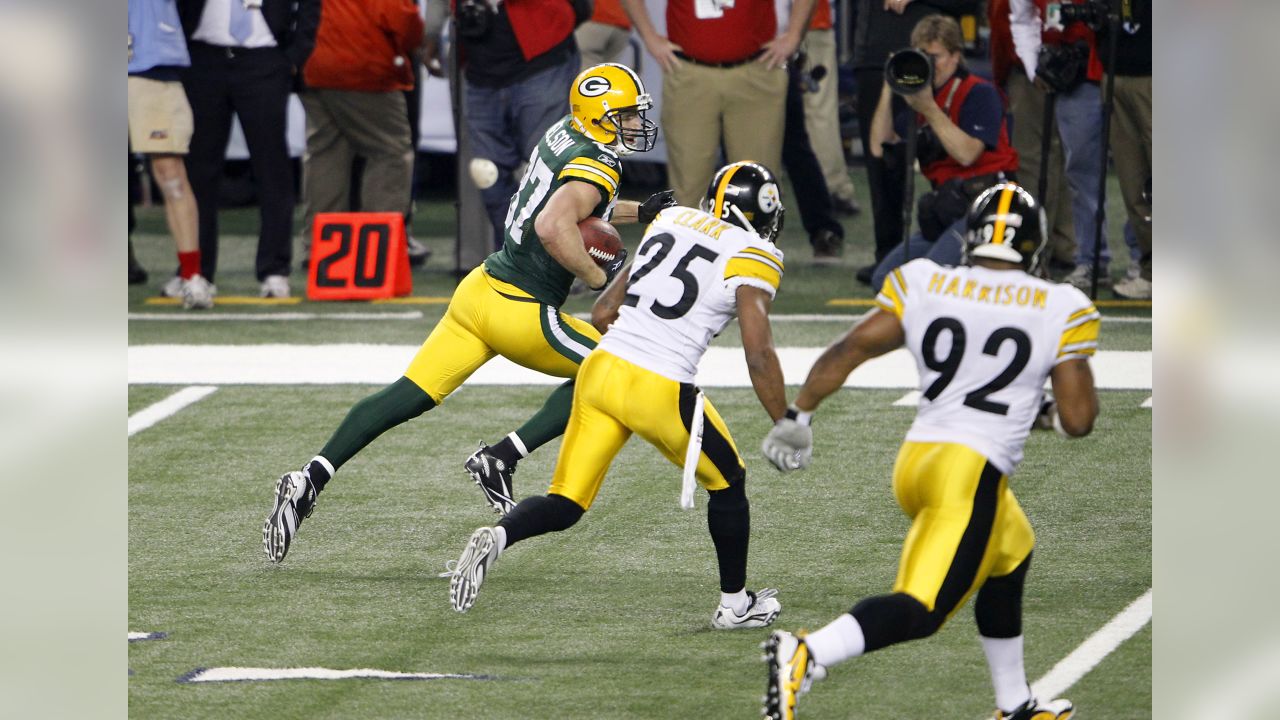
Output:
[1108, 74, 1152, 280]
[1007, 72, 1075, 267]
[661, 60, 788, 206]
[801, 30, 856, 203]
[127, 76, 194, 154]
[575, 21, 632, 70]
[299, 89, 413, 247]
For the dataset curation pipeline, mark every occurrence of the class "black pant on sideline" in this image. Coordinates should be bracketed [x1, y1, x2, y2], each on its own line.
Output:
[782, 63, 844, 242]
[855, 68, 907, 262]
[183, 41, 295, 282]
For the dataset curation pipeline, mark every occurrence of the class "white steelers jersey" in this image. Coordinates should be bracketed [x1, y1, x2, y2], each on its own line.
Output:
[598, 206, 784, 382]
[876, 258, 1100, 475]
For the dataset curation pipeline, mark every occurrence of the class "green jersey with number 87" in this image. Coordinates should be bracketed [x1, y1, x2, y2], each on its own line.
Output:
[484, 116, 622, 307]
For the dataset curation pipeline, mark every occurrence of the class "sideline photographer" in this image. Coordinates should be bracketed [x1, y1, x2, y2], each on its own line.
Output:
[867, 14, 1019, 290]
[1011, 0, 1135, 290]
[424, 0, 592, 250]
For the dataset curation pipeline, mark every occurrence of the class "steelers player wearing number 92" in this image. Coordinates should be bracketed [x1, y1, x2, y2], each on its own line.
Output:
[447, 161, 793, 630]
[262, 63, 680, 565]
[761, 183, 1098, 720]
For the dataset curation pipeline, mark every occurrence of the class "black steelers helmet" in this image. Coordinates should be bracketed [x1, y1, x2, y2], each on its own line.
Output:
[963, 182, 1046, 271]
[700, 161, 785, 243]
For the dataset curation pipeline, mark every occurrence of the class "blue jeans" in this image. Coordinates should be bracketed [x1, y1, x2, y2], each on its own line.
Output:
[1055, 81, 1108, 268]
[870, 218, 966, 291]
[465, 52, 580, 249]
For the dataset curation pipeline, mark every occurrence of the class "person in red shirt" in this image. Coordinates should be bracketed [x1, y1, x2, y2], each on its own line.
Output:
[298, 0, 424, 257]
[621, 0, 817, 207]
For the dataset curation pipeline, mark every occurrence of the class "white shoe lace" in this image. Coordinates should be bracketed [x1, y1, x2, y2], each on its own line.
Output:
[438, 559, 459, 578]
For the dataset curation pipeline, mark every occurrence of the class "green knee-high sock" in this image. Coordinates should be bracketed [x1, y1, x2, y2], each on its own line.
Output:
[510, 379, 576, 455]
[318, 376, 436, 472]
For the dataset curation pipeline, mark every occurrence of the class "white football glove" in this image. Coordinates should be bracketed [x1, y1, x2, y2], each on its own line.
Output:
[762, 407, 813, 472]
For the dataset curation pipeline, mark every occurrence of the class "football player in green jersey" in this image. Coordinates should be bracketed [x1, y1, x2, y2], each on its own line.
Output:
[263, 63, 676, 564]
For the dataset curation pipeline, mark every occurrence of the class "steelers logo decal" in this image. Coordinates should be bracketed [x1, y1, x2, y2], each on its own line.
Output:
[578, 76, 612, 97]
[757, 182, 781, 213]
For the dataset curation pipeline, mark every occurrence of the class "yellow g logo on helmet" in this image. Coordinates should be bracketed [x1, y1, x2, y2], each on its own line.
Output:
[570, 63, 658, 154]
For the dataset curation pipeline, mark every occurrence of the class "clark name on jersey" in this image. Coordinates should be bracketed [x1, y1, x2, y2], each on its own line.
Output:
[599, 206, 785, 382]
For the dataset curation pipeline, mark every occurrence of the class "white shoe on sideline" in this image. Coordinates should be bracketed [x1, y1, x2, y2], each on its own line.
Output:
[161, 274, 183, 298]
[260, 274, 291, 298]
[1063, 264, 1110, 291]
[182, 274, 215, 310]
[1112, 275, 1152, 300]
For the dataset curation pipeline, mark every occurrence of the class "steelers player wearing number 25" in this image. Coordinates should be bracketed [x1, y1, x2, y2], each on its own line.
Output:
[448, 162, 791, 630]
[262, 63, 679, 564]
[761, 183, 1097, 720]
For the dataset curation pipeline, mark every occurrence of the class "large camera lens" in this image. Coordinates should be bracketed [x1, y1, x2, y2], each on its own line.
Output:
[885, 48, 933, 96]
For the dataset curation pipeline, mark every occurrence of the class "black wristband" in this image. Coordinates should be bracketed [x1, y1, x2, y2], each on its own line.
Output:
[784, 405, 813, 426]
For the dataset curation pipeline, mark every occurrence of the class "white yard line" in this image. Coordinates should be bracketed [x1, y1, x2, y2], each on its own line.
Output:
[1141, 396, 1152, 408]
[128, 311, 423, 322]
[127, 386, 218, 437]
[128, 632, 167, 642]
[1031, 589, 1153, 703]
[570, 312, 1152, 324]
[128, 346, 1152, 389]
[178, 667, 492, 683]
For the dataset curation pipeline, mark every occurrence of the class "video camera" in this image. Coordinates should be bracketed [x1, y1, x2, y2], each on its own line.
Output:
[456, 0, 494, 40]
[1036, 41, 1090, 93]
[1050, 0, 1109, 32]
[884, 48, 932, 96]
[794, 51, 828, 94]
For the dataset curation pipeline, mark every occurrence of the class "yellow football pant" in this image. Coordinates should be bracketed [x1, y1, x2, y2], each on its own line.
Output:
[549, 350, 745, 511]
[891, 441, 1035, 622]
[403, 267, 601, 404]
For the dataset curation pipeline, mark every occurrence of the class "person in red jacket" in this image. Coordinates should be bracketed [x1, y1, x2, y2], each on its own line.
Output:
[297, 0, 424, 254]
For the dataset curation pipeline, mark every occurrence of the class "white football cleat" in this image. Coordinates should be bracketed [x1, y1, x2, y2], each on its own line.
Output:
[711, 588, 781, 629]
[449, 526, 502, 612]
[262, 470, 316, 563]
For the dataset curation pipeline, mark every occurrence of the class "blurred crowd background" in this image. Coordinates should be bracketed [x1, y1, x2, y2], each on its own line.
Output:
[125, 0, 1150, 307]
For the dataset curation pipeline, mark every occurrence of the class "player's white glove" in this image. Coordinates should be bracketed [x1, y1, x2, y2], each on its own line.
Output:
[762, 406, 813, 472]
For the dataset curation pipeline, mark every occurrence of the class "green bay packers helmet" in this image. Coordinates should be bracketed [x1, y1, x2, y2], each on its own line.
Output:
[570, 63, 657, 154]
[700, 161, 785, 243]
[963, 182, 1046, 270]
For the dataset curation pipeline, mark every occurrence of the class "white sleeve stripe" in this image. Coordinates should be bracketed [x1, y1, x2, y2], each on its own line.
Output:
[561, 164, 618, 191]
[726, 276, 778, 297]
[875, 291, 897, 306]
[1054, 353, 1091, 365]
[732, 253, 784, 275]
[1058, 341, 1098, 354]
[1062, 312, 1102, 330]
